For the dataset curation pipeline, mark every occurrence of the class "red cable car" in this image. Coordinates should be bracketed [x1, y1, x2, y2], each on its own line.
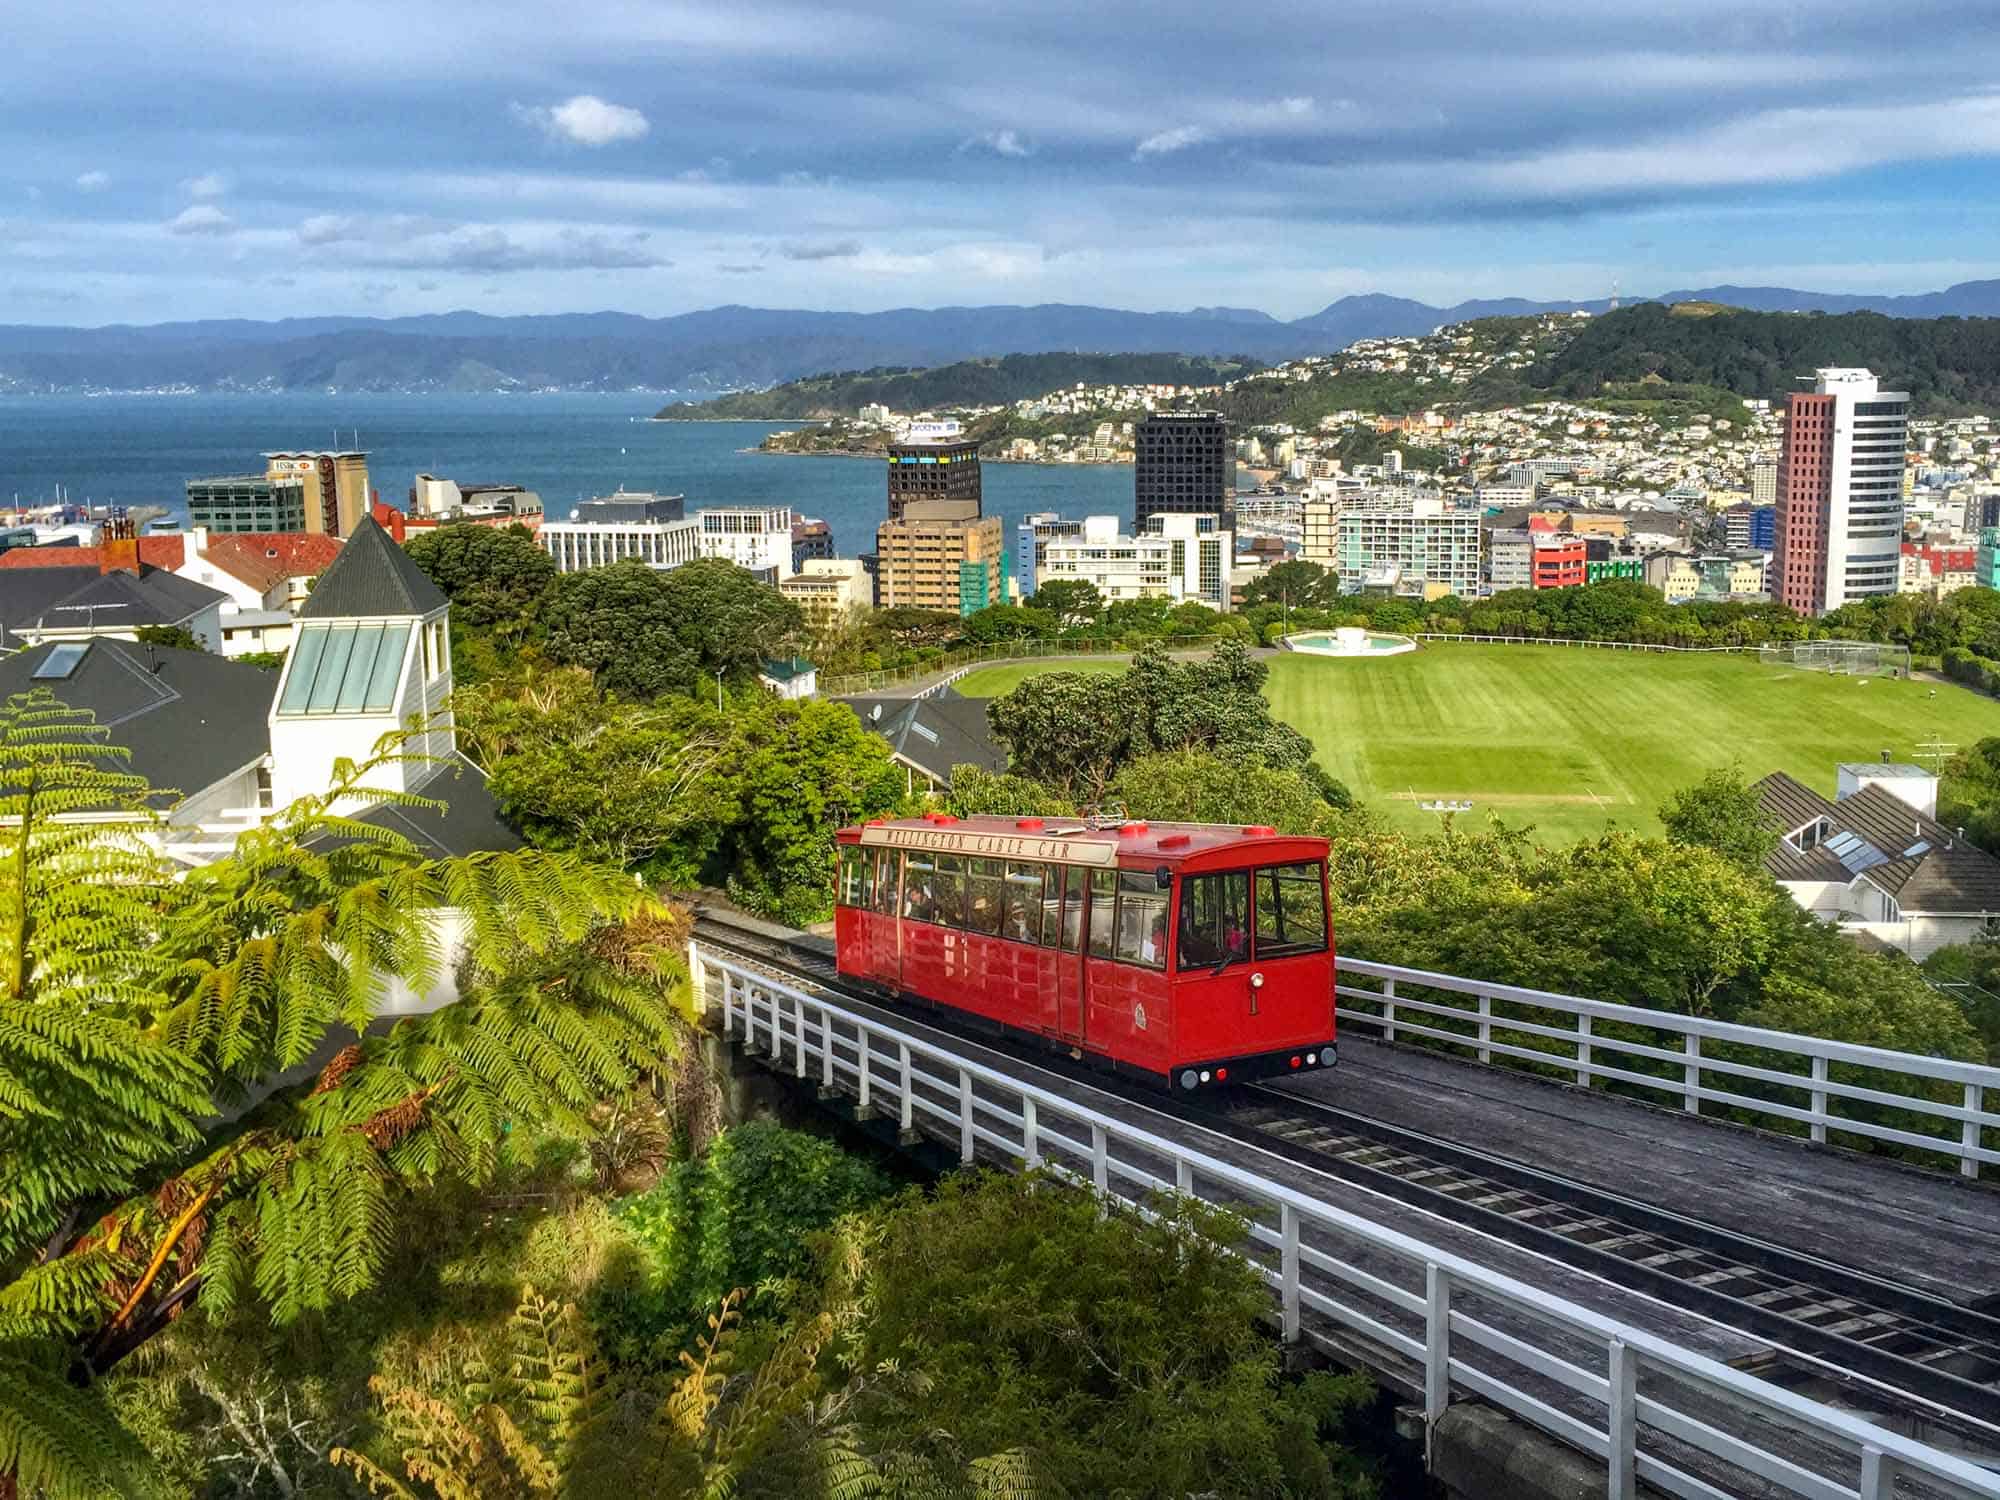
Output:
[833, 813, 1337, 1092]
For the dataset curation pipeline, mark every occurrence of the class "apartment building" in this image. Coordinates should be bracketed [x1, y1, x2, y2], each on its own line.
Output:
[1334, 491, 1481, 598]
[1035, 513, 1232, 609]
[536, 495, 790, 579]
[779, 558, 871, 622]
[874, 499, 1003, 616]
[1014, 512, 1085, 598]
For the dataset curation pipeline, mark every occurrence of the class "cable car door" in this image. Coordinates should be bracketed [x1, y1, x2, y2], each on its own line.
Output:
[1050, 865, 1087, 1043]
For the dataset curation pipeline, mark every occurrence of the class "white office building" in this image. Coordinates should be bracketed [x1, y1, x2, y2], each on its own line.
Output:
[1818, 368, 1909, 612]
[537, 502, 791, 580]
[1035, 513, 1232, 610]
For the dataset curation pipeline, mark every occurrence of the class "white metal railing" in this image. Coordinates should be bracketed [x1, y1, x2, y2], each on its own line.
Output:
[690, 943, 1999, 1500]
[1337, 959, 2000, 1180]
[1413, 633, 1761, 653]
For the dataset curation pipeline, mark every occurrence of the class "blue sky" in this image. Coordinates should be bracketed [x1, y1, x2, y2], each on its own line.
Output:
[6, 0, 2000, 325]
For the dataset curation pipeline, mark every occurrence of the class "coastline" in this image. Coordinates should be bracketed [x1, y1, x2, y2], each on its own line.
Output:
[741, 444, 1134, 469]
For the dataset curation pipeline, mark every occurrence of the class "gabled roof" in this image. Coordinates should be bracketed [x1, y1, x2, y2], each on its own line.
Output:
[0, 536, 186, 571]
[0, 564, 228, 646]
[838, 689, 1008, 785]
[0, 639, 276, 806]
[1752, 770, 2000, 912]
[199, 532, 343, 592]
[299, 516, 447, 620]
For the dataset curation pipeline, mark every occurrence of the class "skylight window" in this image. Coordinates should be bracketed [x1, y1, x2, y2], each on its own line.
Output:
[276, 622, 410, 716]
[30, 642, 89, 680]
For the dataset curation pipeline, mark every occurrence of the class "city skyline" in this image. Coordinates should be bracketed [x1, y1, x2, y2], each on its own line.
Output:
[6, 0, 2000, 325]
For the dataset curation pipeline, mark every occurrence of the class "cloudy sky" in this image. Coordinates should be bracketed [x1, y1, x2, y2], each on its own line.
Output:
[7, 0, 2000, 325]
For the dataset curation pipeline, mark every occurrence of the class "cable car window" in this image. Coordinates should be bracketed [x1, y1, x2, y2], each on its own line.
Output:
[1178, 871, 1251, 970]
[1003, 862, 1044, 944]
[1087, 869, 1117, 957]
[1038, 866, 1064, 947]
[1255, 862, 1329, 958]
[965, 858, 1005, 936]
[1114, 870, 1169, 970]
[874, 851, 901, 915]
[837, 847, 863, 907]
[934, 853, 966, 928]
[1060, 868, 1087, 952]
[902, 855, 938, 924]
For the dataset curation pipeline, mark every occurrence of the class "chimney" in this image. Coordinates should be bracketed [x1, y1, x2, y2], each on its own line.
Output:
[99, 516, 140, 576]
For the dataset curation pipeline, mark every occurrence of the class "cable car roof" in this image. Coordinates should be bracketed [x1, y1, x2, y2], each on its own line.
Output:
[844, 814, 1326, 868]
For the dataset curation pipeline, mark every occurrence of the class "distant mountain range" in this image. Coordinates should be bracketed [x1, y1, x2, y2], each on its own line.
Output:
[5, 281, 2000, 395]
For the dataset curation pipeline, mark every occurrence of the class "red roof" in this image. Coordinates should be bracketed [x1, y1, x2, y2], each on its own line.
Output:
[0, 535, 186, 571]
[1901, 543, 1975, 571]
[198, 532, 344, 590]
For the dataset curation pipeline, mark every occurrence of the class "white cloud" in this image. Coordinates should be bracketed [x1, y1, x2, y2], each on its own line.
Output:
[183, 172, 228, 199]
[1133, 125, 1210, 159]
[75, 170, 110, 191]
[1279, 96, 1314, 117]
[511, 94, 651, 147]
[166, 204, 234, 236]
[297, 214, 357, 245]
[964, 129, 1032, 158]
[779, 238, 861, 261]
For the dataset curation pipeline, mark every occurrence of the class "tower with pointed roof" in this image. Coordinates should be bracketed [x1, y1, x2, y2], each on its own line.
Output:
[266, 516, 455, 809]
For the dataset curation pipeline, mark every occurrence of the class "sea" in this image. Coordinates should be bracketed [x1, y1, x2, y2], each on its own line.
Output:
[0, 392, 1135, 557]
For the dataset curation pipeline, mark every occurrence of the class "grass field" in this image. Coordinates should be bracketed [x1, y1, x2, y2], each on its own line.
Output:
[952, 645, 2000, 841]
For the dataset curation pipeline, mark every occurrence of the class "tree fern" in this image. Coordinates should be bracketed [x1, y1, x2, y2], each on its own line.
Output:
[2, 700, 688, 1498]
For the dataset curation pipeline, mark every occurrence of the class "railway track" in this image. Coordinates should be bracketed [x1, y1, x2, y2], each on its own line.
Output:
[689, 910, 2000, 1448]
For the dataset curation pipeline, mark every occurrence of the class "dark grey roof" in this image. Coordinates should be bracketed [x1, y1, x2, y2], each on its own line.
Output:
[838, 688, 1008, 785]
[1753, 770, 2000, 912]
[0, 638, 275, 805]
[0, 565, 227, 646]
[342, 755, 523, 858]
[299, 516, 448, 620]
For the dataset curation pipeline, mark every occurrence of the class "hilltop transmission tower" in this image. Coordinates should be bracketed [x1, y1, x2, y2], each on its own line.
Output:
[1608, 278, 1620, 312]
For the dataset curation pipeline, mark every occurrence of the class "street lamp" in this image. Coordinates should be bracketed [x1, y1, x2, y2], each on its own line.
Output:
[716, 667, 725, 712]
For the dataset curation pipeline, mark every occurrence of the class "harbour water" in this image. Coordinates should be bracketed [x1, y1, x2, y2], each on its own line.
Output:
[0, 393, 1135, 557]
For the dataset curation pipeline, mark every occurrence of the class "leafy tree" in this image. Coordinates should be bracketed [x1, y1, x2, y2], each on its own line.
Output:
[1028, 578, 1103, 630]
[133, 623, 205, 653]
[845, 1172, 1376, 1500]
[403, 523, 556, 630]
[939, 765, 1075, 819]
[541, 561, 691, 700]
[0, 691, 676, 1500]
[723, 699, 908, 924]
[1114, 751, 1349, 835]
[541, 559, 804, 701]
[658, 556, 806, 685]
[960, 603, 1057, 643]
[1239, 560, 1337, 612]
[984, 668, 1133, 802]
[465, 669, 739, 882]
[1658, 764, 1779, 871]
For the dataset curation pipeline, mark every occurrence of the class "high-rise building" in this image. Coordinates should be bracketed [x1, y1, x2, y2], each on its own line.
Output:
[1301, 497, 1339, 570]
[875, 499, 1002, 616]
[1773, 368, 1909, 616]
[1014, 512, 1084, 598]
[262, 452, 372, 536]
[1134, 412, 1234, 530]
[1334, 491, 1480, 598]
[886, 424, 982, 522]
[1034, 514, 1232, 610]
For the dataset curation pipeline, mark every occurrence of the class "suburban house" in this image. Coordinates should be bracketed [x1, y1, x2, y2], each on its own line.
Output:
[0, 531, 227, 652]
[839, 689, 1009, 793]
[759, 656, 818, 700]
[172, 528, 344, 657]
[1, 515, 516, 871]
[1753, 762, 2000, 959]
